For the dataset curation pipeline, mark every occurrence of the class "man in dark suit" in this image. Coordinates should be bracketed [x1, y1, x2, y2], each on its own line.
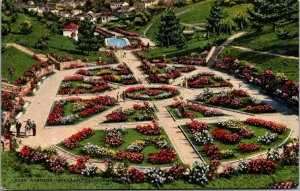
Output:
[32, 121, 36, 136]
[16, 120, 22, 137]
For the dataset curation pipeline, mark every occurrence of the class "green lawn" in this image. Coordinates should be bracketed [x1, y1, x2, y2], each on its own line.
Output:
[218, 47, 299, 81]
[232, 22, 299, 57]
[181, 123, 290, 163]
[2, 151, 298, 189]
[57, 128, 180, 167]
[2, 46, 39, 83]
[3, 13, 111, 62]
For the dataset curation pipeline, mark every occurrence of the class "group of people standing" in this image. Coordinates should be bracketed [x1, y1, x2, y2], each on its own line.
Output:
[15, 119, 37, 137]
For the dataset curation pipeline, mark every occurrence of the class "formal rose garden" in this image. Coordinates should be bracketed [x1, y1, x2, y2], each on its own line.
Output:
[180, 118, 290, 163]
[76, 63, 138, 85]
[187, 72, 233, 88]
[46, 96, 118, 126]
[196, 88, 276, 113]
[104, 102, 158, 123]
[124, 85, 180, 101]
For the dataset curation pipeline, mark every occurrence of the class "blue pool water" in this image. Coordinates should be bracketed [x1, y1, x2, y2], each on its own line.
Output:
[106, 38, 128, 48]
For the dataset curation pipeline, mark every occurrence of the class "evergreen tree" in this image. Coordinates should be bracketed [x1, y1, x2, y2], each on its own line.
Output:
[248, 0, 298, 31]
[206, 0, 228, 35]
[75, 20, 103, 55]
[156, 10, 186, 48]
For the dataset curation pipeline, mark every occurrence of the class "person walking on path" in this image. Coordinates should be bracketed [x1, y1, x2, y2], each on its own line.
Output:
[122, 91, 126, 101]
[16, 120, 22, 137]
[4, 120, 11, 133]
[123, 52, 127, 58]
[117, 92, 119, 101]
[31, 121, 36, 136]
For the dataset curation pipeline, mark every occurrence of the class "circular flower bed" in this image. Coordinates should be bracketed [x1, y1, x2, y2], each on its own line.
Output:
[124, 85, 180, 101]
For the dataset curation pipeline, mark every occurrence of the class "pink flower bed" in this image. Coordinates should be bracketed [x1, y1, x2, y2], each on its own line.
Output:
[246, 118, 287, 134]
[106, 111, 128, 122]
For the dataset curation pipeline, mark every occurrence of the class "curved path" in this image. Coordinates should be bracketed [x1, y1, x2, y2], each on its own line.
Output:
[14, 39, 298, 170]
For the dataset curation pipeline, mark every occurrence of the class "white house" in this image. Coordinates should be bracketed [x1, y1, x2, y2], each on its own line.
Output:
[63, 22, 79, 41]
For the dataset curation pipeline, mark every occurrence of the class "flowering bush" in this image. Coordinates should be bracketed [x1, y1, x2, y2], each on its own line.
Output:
[77, 69, 92, 76]
[63, 128, 93, 149]
[246, 158, 277, 174]
[196, 88, 214, 101]
[146, 168, 166, 185]
[246, 118, 287, 134]
[203, 144, 220, 160]
[149, 147, 176, 164]
[92, 96, 117, 106]
[82, 143, 116, 158]
[81, 166, 97, 177]
[115, 151, 144, 163]
[193, 130, 214, 146]
[45, 156, 68, 173]
[270, 181, 295, 189]
[237, 144, 261, 152]
[187, 162, 209, 185]
[212, 129, 241, 144]
[164, 164, 186, 182]
[18, 146, 48, 164]
[281, 141, 299, 165]
[68, 156, 90, 174]
[128, 168, 145, 183]
[258, 131, 278, 145]
[186, 121, 209, 133]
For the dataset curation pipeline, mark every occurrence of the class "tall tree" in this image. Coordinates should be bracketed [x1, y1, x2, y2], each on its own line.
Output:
[156, 10, 186, 48]
[75, 20, 102, 55]
[248, 0, 298, 31]
[206, 0, 228, 35]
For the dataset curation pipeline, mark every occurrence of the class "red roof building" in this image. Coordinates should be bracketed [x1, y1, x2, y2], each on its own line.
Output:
[63, 22, 79, 30]
[63, 22, 79, 40]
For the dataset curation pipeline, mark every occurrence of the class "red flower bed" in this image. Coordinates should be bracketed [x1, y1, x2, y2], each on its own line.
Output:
[77, 69, 92, 76]
[115, 151, 144, 163]
[180, 66, 195, 72]
[175, 57, 204, 65]
[231, 89, 249, 97]
[148, 147, 176, 164]
[209, 96, 244, 109]
[246, 158, 277, 174]
[136, 120, 161, 135]
[246, 118, 287, 134]
[155, 63, 166, 68]
[79, 104, 105, 117]
[186, 121, 209, 133]
[106, 111, 128, 122]
[145, 89, 161, 96]
[246, 104, 275, 113]
[188, 77, 212, 88]
[2, 99, 14, 111]
[125, 86, 145, 93]
[237, 143, 260, 152]
[92, 96, 117, 106]
[47, 104, 64, 125]
[128, 168, 145, 183]
[90, 83, 110, 93]
[63, 128, 93, 149]
[212, 129, 241, 144]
